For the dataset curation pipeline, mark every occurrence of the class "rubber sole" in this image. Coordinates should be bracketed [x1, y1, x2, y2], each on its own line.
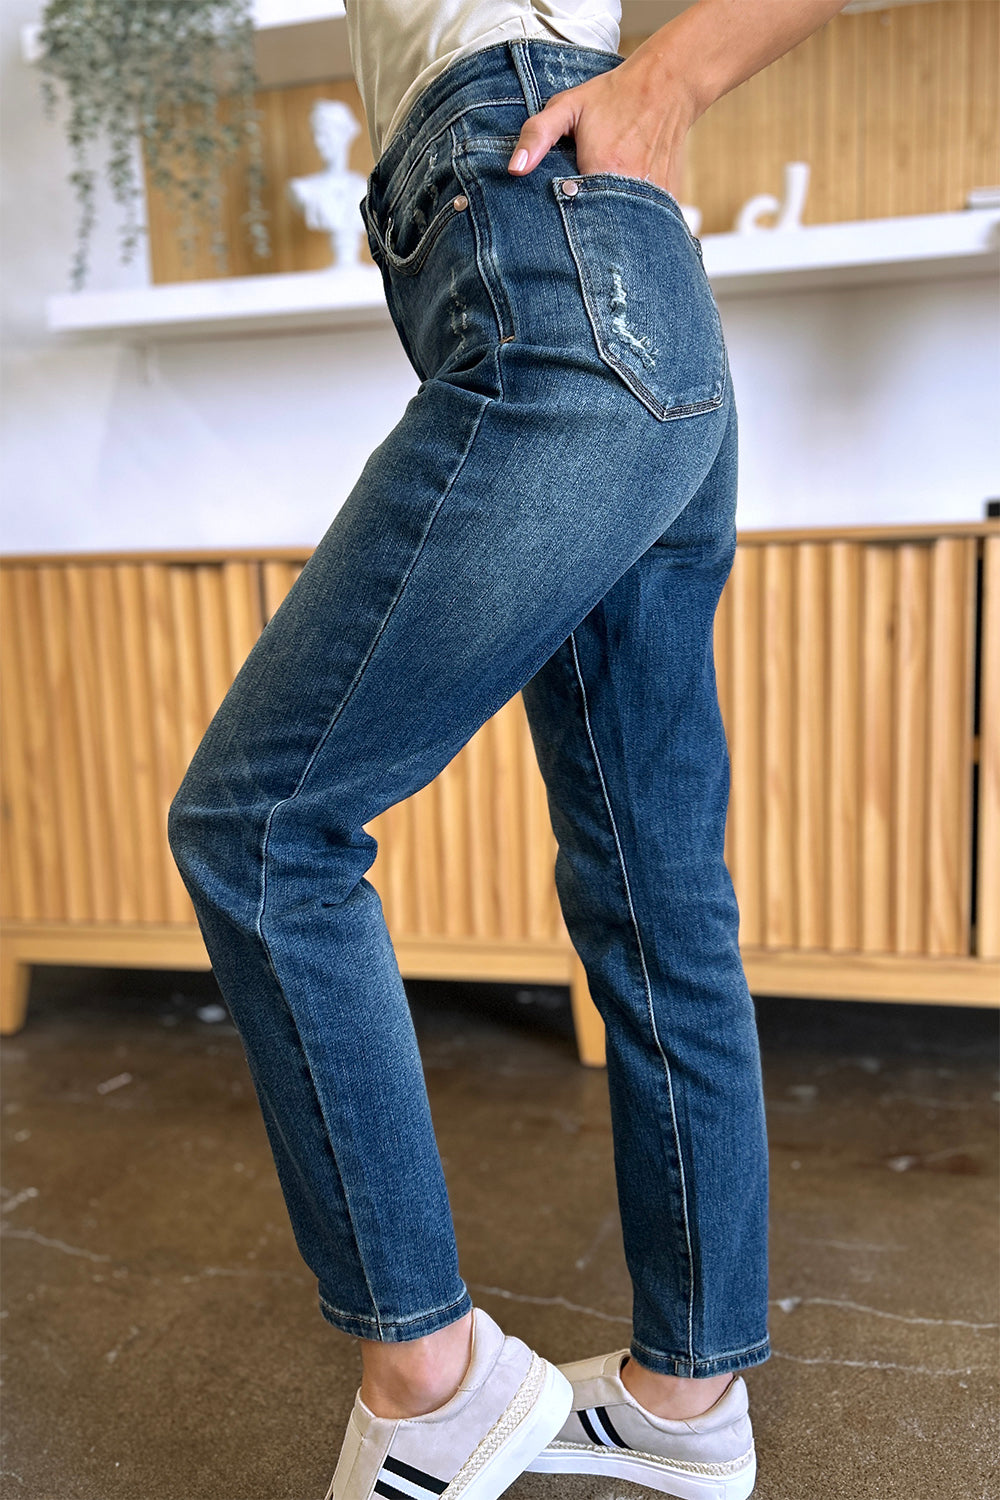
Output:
[525, 1440, 757, 1500]
[445, 1358, 574, 1500]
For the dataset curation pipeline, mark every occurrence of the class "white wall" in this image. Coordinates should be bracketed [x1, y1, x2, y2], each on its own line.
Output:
[722, 275, 999, 530]
[2, 0, 996, 556]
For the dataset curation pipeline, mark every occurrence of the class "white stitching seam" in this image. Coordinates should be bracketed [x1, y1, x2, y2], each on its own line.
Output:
[567, 628, 696, 1365]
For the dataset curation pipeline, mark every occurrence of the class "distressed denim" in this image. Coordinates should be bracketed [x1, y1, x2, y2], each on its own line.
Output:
[167, 37, 770, 1379]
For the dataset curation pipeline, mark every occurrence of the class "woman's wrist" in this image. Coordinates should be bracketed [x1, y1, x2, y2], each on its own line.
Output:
[624, 0, 849, 120]
[505, 0, 849, 188]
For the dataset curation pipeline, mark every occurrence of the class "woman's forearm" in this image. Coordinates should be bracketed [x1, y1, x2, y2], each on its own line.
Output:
[627, 0, 851, 121]
[507, 0, 849, 194]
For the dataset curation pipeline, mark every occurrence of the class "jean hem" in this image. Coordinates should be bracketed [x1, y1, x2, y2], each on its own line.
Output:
[629, 1334, 771, 1378]
[318, 1286, 474, 1342]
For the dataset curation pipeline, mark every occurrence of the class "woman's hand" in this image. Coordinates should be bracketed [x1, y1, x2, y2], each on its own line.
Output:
[506, 52, 700, 201]
[506, 0, 850, 195]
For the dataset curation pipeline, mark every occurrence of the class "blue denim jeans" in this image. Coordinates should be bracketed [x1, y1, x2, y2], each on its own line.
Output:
[167, 37, 770, 1379]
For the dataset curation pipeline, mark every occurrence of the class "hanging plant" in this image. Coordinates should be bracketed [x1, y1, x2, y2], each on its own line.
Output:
[37, 0, 272, 290]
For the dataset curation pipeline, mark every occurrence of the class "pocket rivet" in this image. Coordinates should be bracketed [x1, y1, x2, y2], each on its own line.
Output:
[562, 180, 580, 198]
[453, 194, 469, 211]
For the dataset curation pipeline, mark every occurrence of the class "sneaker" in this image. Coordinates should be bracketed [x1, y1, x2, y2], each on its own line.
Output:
[524, 1349, 756, 1500]
[323, 1306, 573, 1500]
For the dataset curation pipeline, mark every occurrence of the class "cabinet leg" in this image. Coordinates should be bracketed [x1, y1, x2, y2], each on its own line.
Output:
[1, 946, 30, 1035]
[569, 949, 606, 1068]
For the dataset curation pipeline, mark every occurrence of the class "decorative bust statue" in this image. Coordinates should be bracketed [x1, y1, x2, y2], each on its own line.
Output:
[287, 99, 369, 268]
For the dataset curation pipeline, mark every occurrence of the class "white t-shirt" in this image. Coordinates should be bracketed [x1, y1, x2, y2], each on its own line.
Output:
[345, 1, 622, 160]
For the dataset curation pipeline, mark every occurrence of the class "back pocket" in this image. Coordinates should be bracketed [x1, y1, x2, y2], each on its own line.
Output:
[553, 173, 727, 421]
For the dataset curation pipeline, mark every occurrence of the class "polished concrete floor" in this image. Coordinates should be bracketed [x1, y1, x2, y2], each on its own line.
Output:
[1, 968, 997, 1500]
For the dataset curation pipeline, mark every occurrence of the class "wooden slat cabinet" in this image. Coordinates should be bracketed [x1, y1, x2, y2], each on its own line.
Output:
[712, 525, 999, 1052]
[2, 523, 997, 1065]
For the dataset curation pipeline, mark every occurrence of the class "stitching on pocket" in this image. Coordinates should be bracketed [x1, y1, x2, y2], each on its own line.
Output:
[553, 173, 726, 422]
[379, 100, 525, 224]
[383, 192, 470, 276]
[376, 125, 477, 278]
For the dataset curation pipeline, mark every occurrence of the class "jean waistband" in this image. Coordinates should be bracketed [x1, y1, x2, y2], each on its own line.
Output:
[365, 37, 623, 223]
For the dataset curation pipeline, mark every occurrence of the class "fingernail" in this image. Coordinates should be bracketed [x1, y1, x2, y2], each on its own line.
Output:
[510, 148, 528, 172]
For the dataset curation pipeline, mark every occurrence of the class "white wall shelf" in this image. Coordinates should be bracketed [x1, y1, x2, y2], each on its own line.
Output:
[705, 206, 1000, 296]
[46, 265, 390, 341]
[45, 209, 1000, 343]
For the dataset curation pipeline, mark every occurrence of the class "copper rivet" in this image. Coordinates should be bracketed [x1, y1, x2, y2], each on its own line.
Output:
[562, 180, 580, 197]
[453, 194, 469, 211]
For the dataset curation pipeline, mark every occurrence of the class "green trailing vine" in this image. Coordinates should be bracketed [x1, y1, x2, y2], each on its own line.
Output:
[37, 0, 272, 289]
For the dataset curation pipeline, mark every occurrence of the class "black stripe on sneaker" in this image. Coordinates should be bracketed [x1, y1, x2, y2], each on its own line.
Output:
[373, 1482, 415, 1500]
[595, 1406, 628, 1448]
[578, 1409, 606, 1447]
[381, 1452, 449, 1494]
[580, 1407, 627, 1449]
[373, 1473, 448, 1500]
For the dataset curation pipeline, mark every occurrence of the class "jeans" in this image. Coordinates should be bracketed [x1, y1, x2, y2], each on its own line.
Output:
[167, 36, 770, 1379]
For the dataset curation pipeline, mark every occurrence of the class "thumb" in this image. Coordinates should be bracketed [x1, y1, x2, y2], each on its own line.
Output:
[508, 94, 578, 175]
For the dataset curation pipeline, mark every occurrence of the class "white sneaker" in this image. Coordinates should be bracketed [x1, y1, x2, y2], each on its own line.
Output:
[525, 1349, 757, 1500]
[323, 1306, 573, 1500]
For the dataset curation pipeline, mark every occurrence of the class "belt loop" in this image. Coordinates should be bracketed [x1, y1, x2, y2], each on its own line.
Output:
[507, 37, 542, 116]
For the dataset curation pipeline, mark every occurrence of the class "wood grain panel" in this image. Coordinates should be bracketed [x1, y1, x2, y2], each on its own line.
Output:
[222, 561, 264, 677]
[64, 567, 115, 921]
[893, 544, 930, 954]
[2, 531, 993, 1046]
[37, 567, 89, 919]
[827, 542, 862, 952]
[90, 567, 139, 922]
[623, 0, 999, 235]
[0, 573, 43, 920]
[114, 567, 161, 922]
[794, 544, 828, 950]
[860, 545, 895, 953]
[978, 535, 1000, 959]
[436, 746, 469, 942]
[726, 545, 764, 948]
[461, 724, 492, 939]
[926, 538, 976, 955]
[763, 546, 795, 947]
[170, 567, 209, 776]
[497, 699, 527, 936]
[195, 565, 235, 725]
[142, 563, 187, 922]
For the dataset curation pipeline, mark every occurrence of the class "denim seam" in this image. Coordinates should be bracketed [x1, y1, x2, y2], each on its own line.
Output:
[452, 139, 513, 388]
[631, 1333, 771, 1372]
[508, 36, 542, 116]
[567, 629, 696, 1366]
[319, 1286, 472, 1336]
[254, 396, 492, 1338]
